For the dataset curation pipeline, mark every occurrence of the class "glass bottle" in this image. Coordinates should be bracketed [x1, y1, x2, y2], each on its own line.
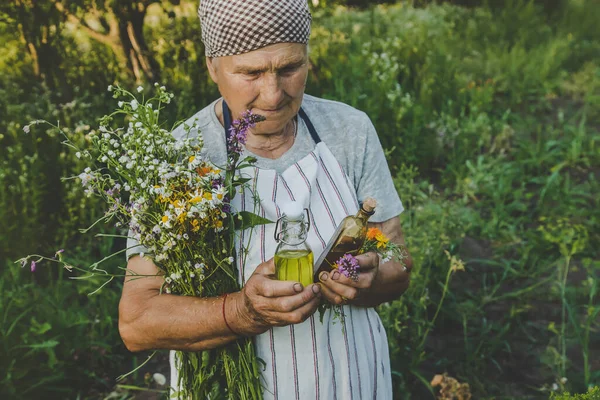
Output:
[314, 198, 377, 281]
[274, 201, 314, 287]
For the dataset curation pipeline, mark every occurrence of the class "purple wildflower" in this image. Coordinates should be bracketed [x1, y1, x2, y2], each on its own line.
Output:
[106, 183, 121, 197]
[54, 249, 64, 259]
[335, 254, 360, 282]
[221, 194, 231, 214]
[30, 260, 37, 273]
[211, 177, 223, 189]
[222, 202, 231, 214]
[226, 110, 266, 156]
[106, 197, 121, 215]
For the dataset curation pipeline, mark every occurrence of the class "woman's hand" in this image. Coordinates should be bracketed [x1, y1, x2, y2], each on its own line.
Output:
[228, 258, 322, 336]
[317, 252, 380, 306]
[317, 217, 413, 308]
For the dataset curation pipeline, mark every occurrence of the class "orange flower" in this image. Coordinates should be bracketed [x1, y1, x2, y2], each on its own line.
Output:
[367, 227, 389, 248]
[367, 227, 382, 240]
[197, 166, 212, 176]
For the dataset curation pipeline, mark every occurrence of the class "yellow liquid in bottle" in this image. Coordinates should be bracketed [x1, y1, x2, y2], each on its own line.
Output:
[275, 249, 314, 288]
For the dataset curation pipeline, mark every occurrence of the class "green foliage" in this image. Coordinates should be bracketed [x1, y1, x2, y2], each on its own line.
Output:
[551, 386, 600, 400]
[0, 85, 109, 262]
[0, 0, 599, 398]
[307, 0, 600, 177]
[0, 252, 127, 399]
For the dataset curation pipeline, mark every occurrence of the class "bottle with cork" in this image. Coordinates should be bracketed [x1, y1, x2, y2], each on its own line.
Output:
[313, 197, 377, 281]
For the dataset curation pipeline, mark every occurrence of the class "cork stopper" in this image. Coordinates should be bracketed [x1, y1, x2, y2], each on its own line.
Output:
[361, 197, 377, 213]
[281, 201, 304, 221]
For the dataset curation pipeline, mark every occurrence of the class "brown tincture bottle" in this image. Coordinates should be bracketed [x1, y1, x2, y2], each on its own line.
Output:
[313, 198, 377, 281]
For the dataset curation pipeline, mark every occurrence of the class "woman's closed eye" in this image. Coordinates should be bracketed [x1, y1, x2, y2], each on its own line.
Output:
[279, 66, 298, 76]
[244, 71, 262, 79]
[279, 63, 304, 76]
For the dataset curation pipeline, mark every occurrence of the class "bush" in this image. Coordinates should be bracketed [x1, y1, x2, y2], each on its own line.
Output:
[551, 386, 600, 400]
[0, 254, 127, 398]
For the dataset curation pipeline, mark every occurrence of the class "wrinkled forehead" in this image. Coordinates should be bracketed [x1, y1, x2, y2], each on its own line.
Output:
[198, 0, 312, 58]
[215, 43, 309, 71]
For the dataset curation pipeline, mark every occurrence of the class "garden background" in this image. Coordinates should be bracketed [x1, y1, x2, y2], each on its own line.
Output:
[1, 0, 599, 398]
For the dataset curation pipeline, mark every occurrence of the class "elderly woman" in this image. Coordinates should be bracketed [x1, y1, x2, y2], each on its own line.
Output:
[118, 0, 412, 398]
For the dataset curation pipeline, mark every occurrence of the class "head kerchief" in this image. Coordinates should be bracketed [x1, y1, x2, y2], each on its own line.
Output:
[198, 0, 312, 57]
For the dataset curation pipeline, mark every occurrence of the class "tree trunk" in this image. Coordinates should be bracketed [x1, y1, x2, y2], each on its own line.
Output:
[113, 1, 161, 83]
[17, 1, 71, 100]
[56, 0, 161, 83]
[129, 4, 161, 82]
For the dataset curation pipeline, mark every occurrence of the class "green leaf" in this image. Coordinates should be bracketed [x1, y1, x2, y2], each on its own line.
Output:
[18, 340, 59, 349]
[233, 211, 273, 231]
[233, 176, 253, 184]
[31, 321, 52, 335]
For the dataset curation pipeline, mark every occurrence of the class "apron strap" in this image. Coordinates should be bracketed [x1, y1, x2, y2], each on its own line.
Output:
[222, 100, 322, 145]
[223, 99, 233, 142]
[298, 107, 321, 144]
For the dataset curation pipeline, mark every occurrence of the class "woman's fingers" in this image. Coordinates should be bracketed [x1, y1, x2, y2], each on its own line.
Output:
[318, 280, 347, 305]
[265, 295, 322, 326]
[246, 275, 321, 324]
[254, 277, 305, 298]
[355, 252, 379, 271]
[269, 284, 321, 312]
[247, 259, 304, 298]
[318, 271, 360, 303]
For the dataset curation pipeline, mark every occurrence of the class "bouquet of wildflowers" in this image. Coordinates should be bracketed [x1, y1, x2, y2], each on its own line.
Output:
[362, 227, 407, 266]
[18, 85, 268, 399]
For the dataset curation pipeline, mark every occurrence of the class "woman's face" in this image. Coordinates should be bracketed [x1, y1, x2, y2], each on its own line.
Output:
[206, 43, 309, 135]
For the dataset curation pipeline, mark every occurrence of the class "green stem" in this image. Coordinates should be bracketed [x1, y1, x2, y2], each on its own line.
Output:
[115, 384, 167, 393]
[560, 255, 571, 378]
[116, 351, 157, 382]
[418, 265, 453, 351]
[582, 275, 596, 387]
[481, 275, 554, 306]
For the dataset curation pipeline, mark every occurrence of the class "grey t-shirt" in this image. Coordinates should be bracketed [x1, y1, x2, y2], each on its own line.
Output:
[127, 94, 403, 258]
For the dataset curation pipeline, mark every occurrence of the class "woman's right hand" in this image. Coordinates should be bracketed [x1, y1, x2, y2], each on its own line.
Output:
[228, 258, 321, 336]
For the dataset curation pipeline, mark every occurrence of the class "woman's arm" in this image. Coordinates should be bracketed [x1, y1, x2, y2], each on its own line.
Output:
[118, 256, 321, 352]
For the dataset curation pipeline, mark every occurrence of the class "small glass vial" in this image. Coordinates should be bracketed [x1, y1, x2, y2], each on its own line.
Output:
[274, 201, 314, 287]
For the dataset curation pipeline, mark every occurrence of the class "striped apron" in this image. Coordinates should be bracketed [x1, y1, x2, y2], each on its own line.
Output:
[170, 102, 393, 399]
[229, 102, 393, 400]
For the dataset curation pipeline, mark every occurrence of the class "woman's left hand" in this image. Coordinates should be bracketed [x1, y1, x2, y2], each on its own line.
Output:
[317, 252, 379, 305]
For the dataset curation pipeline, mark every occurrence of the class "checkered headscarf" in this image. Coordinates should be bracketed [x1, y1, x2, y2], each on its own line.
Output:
[198, 0, 312, 57]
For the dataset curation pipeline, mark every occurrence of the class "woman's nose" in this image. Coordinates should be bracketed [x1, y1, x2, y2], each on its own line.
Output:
[260, 73, 285, 108]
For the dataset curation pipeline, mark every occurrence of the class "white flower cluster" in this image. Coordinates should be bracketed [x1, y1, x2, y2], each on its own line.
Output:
[380, 249, 393, 264]
[76, 85, 230, 295]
